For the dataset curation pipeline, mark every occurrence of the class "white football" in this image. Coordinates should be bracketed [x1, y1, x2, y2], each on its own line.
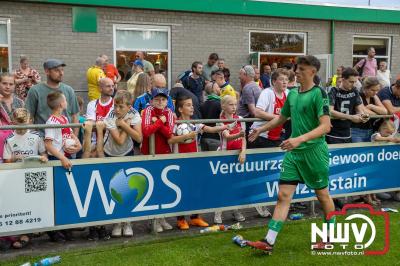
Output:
[63, 138, 76, 149]
[176, 123, 194, 143]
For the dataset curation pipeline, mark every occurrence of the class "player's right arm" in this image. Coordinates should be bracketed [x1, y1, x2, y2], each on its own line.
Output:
[248, 115, 287, 142]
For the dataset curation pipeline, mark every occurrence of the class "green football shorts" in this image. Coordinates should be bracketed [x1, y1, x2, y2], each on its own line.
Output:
[280, 142, 329, 190]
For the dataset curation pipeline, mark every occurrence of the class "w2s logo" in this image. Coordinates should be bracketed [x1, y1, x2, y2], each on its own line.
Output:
[65, 165, 181, 218]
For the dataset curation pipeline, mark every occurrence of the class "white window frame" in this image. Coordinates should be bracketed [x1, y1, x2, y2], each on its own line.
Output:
[113, 24, 171, 88]
[352, 35, 392, 69]
[0, 19, 11, 73]
[249, 30, 307, 56]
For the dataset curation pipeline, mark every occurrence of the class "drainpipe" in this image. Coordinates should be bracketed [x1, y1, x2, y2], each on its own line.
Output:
[330, 20, 335, 72]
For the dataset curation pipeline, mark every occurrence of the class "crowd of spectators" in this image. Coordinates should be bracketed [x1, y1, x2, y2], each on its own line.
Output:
[0, 48, 400, 250]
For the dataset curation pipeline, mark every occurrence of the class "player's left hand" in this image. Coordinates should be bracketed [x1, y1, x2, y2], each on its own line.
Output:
[280, 137, 302, 151]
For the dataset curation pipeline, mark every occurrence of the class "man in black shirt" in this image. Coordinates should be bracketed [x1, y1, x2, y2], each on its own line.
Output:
[327, 67, 368, 144]
[200, 82, 221, 151]
[170, 83, 201, 119]
[182, 61, 206, 104]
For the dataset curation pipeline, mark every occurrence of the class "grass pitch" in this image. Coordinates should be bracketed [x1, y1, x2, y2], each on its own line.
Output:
[3, 213, 399, 266]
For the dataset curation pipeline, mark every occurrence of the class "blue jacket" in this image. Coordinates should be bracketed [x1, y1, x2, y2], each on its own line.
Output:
[133, 92, 175, 114]
[260, 73, 271, 89]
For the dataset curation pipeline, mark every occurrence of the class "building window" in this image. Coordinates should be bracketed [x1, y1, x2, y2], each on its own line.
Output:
[114, 25, 170, 85]
[0, 20, 10, 73]
[352, 36, 391, 69]
[249, 31, 307, 67]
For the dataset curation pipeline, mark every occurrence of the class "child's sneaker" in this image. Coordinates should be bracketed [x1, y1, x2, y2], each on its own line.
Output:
[255, 206, 271, 218]
[151, 219, 163, 233]
[98, 226, 110, 240]
[214, 211, 223, 224]
[87, 227, 99, 241]
[190, 217, 209, 227]
[159, 218, 173, 230]
[233, 210, 245, 222]
[123, 223, 133, 237]
[177, 219, 189, 230]
[111, 223, 122, 237]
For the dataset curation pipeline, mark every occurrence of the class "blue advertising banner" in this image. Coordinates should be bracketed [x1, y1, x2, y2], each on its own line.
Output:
[54, 145, 400, 226]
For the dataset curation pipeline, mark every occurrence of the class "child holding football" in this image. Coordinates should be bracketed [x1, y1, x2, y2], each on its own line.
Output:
[168, 95, 227, 230]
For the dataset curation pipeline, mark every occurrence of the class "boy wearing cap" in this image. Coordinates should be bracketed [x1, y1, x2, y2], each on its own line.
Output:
[141, 87, 175, 233]
[26, 59, 79, 135]
[141, 87, 175, 155]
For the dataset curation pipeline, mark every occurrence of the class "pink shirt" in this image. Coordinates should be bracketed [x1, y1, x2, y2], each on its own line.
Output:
[356, 57, 377, 77]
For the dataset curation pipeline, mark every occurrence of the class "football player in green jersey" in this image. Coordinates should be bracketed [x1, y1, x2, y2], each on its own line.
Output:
[247, 55, 335, 253]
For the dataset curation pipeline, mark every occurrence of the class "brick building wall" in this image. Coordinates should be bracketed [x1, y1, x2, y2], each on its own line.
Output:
[0, 1, 399, 102]
[334, 21, 400, 77]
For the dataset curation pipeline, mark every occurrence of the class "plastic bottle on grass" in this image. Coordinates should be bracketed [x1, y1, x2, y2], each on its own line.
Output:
[232, 235, 247, 247]
[289, 213, 304, 220]
[200, 225, 223, 233]
[33, 256, 61, 266]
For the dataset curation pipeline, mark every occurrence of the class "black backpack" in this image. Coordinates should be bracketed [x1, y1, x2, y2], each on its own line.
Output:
[357, 58, 367, 77]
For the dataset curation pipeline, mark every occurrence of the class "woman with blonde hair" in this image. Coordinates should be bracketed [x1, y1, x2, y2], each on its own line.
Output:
[351, 76, 387, 143]
[133, 72, 152, 102]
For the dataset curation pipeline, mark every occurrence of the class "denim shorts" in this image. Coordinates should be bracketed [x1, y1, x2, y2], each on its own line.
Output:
[351, 128, 373, 143]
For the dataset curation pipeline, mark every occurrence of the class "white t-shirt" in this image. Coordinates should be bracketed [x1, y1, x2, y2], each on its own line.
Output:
[103, 108, 141, 156]
[3, 131, 45, 161]
[377, 70, 391, 88]
[45, 115, 73, 156]
[251, 88, 289, 138]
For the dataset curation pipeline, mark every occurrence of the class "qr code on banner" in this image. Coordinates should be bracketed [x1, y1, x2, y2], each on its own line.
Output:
[25, 171, 47, 193]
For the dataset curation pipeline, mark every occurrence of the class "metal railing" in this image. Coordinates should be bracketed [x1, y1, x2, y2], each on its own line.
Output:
[0, 115, 393, 130]
[0, 115, 394, 156]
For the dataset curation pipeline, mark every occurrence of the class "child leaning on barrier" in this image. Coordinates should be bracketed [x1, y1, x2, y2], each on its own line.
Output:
[141, 87, 175, 233]
[169, 95, 227, 230]
[3, 108, 48, 163]
[214, 95, 247, 224]
[365, 119, 400, 205]
[371, 119, 400, 143]
[44, 91, 81, 169]
[1, 108, 45, 251]
[44, 91, 81, 243]
[103, 90, 142, 238]
[103, 90, 142, 157]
